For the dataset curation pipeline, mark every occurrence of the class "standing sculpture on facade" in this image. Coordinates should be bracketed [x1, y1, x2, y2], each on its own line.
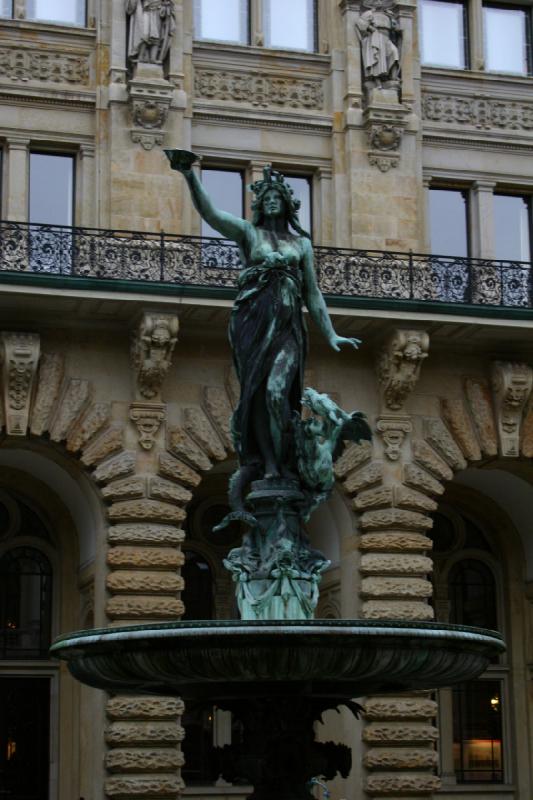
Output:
[125, 0, 176, 64]
[356, 0, 401, 90]
[166, 150, 371, 619]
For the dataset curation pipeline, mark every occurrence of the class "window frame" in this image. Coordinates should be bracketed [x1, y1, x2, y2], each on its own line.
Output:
[25, 0, 87, 28]
[493, 191, 532, 264]
[278, 170, 314, 239]
[263, 0, 318, 53]
[428, 185, 471, 258]
[0, 0, 13, 18]
[200, 165, 246, 240]
[28, 150, 76, 228]
[483, 1, 532, 75]
[193, 0, 251, 46]
[419, 0, 469, 70]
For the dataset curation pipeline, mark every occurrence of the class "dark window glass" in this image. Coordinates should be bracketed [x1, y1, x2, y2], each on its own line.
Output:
[420, 0, 467, 68]
[285, 175, 312, 237]
[181, 707, 216, 784]
[453, 680, 504, 783]
[429, 188, 469, 257]
[484, 5, 530, 74]
[30, 153, 74, 227]
[0, 677, 51, 800]
[264, 0, 316, 51]
[181, 552, 214, 620]
[449, 558, 498, 631]
[26, 0, 85, 25]
[194, 0, 249, 44]
[201, 169, 244, 239]
[494, 194, 530, 262]
[0, 1, 13, 18]
[0, 547, 53, 659]
[430, 512, 457, 553]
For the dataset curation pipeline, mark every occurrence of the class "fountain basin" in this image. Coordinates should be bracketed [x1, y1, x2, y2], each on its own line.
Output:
[51, 619, 505, 700]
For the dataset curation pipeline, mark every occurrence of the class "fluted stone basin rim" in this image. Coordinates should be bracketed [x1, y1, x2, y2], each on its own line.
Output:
[51, 619, 505, 700]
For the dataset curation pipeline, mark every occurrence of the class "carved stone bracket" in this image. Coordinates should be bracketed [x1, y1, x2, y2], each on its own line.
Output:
[128, 63, 174, 150]
[131, 311, 179, 401]
[130, 402, 166, 451]
[491, 361, 533, 457]
[0, 332, 40, 436]
[377, 415, 412, 461]
[363, 89, 409, 171]
[377, 329, 429, 411]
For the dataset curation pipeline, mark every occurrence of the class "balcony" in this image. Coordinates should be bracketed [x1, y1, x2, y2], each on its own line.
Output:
[0, 221, 531, 317]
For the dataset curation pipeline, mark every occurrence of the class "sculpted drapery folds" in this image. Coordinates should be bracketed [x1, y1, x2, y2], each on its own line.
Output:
[356, 0, 401, 89]
[125, 0, 176, 64]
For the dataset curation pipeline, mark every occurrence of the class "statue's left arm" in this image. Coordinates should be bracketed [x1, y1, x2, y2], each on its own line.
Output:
[301, 239, 361, 352]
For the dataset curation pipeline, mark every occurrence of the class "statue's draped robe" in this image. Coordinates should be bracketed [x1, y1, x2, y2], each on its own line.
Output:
[126, 0, 176, 62]
[229, 257, 307, 468]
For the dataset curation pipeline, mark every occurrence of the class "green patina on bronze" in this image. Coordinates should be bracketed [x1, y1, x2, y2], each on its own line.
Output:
[166, 150, 371, 620]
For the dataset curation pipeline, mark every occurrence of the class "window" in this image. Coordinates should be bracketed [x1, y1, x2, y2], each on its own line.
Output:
[181, 552, 214, 620]
[420, 0, 467, 68]
[264, 0, 316, 52]
[494, 194, 531, 261]
[0, 0, 13, 17]
[29, 153, 74, 227]
[285, 174, 312, 236]
[431, 506, 507, 787]
[484, 4, 530, 74]
[26, 0, 85, 26]
[194, 0, 249, 45]
[0, 547, 53, 659]
[428, 188, 469, 257]
[200, 168, 244, 239]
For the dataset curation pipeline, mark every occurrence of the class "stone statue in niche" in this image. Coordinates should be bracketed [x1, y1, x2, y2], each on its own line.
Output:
[356, 0, 401, 90]
[125, 0, 176, 65]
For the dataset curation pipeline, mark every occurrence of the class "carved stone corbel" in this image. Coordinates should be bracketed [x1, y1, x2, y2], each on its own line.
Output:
[128, 62, 174, 150]
[491, 361, 533, 457]
[0, 332, 40, 436]
[130, 402, 166, 450]
[377, 415, 412, 461]
[131, 311, 179, 401]
[377, 329, 429, 411]
[363, 89, 409, 171]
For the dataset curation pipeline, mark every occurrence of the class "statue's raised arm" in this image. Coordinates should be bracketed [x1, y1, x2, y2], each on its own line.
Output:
[165, 150, 248, 243]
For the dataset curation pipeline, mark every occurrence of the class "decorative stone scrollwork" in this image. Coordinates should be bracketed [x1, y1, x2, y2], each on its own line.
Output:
[368, 123, 403, 152]
[491, 361, 533, 457]
[194, 70, 324, 111]
[128, 62, 174, 150]
[422, 92, 533, 132]
[131, 98, 169, 130]
[377, 329, 429, 411]
[131, 311, 179, 401]
[376, 416, 412, 461]
[0, 47, 90, 85]
[0, 332, 40, 436]
[130, 402, 166, 450]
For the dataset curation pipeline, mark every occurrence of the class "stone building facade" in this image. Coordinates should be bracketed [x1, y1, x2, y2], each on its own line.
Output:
[0, 2, 533, 800]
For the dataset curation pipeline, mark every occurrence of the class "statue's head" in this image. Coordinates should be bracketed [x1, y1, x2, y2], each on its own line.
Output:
[249, 166, 310, 238]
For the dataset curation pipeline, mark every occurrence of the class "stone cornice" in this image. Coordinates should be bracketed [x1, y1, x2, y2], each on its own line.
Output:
[192, 107, 332, 134]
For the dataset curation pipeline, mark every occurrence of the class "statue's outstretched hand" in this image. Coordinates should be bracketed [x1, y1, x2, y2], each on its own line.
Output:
[164, 149, 197, 176]
[330, 335, 361, 352]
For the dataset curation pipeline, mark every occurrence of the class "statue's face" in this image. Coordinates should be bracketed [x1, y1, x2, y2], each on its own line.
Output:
[262, 189, 285, 218]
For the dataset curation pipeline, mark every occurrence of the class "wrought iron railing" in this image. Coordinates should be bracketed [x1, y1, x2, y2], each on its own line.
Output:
[0, 220, 531, 308]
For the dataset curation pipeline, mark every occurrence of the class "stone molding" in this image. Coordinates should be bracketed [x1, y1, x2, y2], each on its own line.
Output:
[131, 312, 179, 401]
[376, 416, 412, 461]
[0, 331, 40, 436]
[377, 329, 429, 412]
[363, 91, 410, 171]
[194, 68, 324, 110]
[0, 45, 90, 85]
[128, 63, 174, 150]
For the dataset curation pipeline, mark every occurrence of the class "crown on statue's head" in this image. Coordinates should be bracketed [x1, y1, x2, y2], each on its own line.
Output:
[249, 166, 301, 213]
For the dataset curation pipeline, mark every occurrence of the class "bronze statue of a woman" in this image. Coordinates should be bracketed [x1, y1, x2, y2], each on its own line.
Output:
[166, 150, 369, 619]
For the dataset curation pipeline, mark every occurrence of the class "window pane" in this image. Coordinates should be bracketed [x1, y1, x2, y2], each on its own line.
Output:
[264, 0, 315, 51]
[429, 189, 468, 257]
[449, 559, 498, 630]
[420, 0, 466, 68]
[484, 6, 528, 74]
[194, 0, 248, 44]
[30, 154, 74, 226]
[453, 680, 504, 783]
[494, 195, 530, 261]
[201, 169, 243, 238]
[0, 548, 52, 659]
[0, 0, 13, 18]
[285, 175, 312, 236]
[26, 0, 85, 26]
